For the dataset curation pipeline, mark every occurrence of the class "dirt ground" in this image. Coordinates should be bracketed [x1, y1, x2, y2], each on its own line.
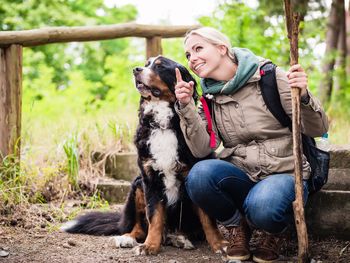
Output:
[0, 204, 349, 263]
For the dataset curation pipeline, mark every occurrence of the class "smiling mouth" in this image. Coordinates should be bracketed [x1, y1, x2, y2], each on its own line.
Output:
[194, 63, 205, 71]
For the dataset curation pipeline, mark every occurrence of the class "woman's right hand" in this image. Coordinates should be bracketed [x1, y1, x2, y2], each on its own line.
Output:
[175, 68, 194, 106]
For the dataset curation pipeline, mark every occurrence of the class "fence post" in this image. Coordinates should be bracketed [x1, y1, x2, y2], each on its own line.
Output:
[0, 45, 23, 160]
[146, 36, 162, 59]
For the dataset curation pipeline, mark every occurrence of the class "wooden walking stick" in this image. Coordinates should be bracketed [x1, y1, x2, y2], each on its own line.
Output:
[283, 0, 309, 262]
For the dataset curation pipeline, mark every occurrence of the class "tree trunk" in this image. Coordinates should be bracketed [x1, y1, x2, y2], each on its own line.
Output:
[320, 0, 343, 105]
[335, 0, 347, 93]
[346, 4, 350, 77]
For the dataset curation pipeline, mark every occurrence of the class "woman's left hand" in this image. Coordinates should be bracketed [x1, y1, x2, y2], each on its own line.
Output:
[286, 64, 308, 98]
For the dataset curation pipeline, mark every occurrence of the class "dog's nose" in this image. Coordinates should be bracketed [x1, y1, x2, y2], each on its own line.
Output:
[133, 67, 143, 74]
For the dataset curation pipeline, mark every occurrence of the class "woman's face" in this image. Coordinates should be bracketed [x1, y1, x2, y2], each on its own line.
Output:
[184, 34, 226, 79]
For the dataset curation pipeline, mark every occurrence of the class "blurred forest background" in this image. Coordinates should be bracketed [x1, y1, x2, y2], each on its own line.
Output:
[0, 0, 349, 210]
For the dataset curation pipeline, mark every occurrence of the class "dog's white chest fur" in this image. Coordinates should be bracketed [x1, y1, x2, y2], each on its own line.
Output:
[144, 101, 181, 206]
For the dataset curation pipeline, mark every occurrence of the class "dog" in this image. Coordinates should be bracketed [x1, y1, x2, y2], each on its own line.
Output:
[62, 56, 227, 255]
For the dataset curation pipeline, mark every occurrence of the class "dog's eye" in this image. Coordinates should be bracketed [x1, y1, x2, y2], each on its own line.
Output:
[151, 88, 161, 97]
[154, 63, 163, 70]
[145, 61, 151, 67]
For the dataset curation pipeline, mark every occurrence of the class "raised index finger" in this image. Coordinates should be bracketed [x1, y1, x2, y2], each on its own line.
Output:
[175, 68, 183, 83]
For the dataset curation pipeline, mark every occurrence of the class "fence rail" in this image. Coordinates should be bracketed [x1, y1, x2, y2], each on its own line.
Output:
[0, 23, 199, 47]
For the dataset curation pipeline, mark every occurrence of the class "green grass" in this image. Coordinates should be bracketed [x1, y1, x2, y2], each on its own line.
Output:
[63, 134, 80, 190]
[327, 109, 350, 146]
[0, 154, 27, 210]
[1, 102, 137, 217]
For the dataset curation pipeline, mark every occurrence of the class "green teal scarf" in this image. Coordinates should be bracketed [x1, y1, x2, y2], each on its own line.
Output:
[200, 47, 259, 95]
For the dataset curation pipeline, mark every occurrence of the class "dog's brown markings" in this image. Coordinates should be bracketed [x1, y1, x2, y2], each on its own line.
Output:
[175, 164, 189, 178]
[124, 188, 146, 241]
[149, 75, 175, 103]
[139, 202, 165, 254]
[154, 59, 162, 65]
[196, 207, 228, 252]
[142, 159, 154, 178]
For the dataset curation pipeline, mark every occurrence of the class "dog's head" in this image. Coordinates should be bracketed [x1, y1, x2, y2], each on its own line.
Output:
[133, 56, 198, 103]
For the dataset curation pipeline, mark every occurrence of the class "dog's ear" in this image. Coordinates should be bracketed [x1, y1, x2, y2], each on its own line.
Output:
[176, 64, 199, 103]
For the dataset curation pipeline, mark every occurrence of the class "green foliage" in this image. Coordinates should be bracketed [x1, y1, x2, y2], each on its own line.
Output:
[198, 0, 328, 70]
[1, 0, 138, 107]
[82, 190, 110, 210]
[63, 134, 80, 190]
[0, 155, 26, 209]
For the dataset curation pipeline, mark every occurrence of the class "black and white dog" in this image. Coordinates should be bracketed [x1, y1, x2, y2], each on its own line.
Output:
[62, 56, 226, 255]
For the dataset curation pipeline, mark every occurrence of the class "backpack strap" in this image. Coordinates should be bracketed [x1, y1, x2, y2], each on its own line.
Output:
[259, 63, 292, 131]
[200, 96, 216, 149]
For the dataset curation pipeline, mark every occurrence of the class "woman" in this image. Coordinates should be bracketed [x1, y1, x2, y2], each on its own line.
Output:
[174, 27, 328, 262]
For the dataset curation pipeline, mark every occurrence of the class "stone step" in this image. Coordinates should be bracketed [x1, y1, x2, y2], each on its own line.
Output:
[96, 177, 131, 204]
[324, 168, 350, 191]
[306, 189, 350, 239]
[91, 147, 350, 184]
[96, 178, 350, 239]
[92, 152, 139, 181]
[92, 150, 350, 190]
[329, 145, 350, 169]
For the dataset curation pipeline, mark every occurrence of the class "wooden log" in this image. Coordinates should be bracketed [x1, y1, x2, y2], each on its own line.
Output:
[284, 1, 309, 262]
[146, 36, 162, 59]
[0, 23, 199, 47]
[0, 45, 22, 160]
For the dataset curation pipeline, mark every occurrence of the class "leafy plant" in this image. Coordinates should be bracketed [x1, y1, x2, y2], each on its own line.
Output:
[0, 154, 28, 211]
[62, 134, 80, 190]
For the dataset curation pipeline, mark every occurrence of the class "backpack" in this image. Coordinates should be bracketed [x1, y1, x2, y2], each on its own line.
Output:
[201, 62, 330, 194]
[259, 62, 330, 194]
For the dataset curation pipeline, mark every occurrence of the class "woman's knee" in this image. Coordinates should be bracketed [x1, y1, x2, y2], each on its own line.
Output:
[243, 174, 296, 233]
[185, 160, 216, 196]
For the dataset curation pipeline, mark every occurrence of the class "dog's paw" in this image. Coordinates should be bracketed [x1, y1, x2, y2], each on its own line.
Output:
[221, 240, 229, 250]
[165, 234, 195, 250]
[211, 239, 229, 254]
[133, 243, 160, 255]
[109, 235, 138, 248]
[217, 239, 229, 253]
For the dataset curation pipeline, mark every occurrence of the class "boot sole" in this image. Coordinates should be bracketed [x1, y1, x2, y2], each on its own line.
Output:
[227, 254, 251, 261]
[252, 255, 279, 263]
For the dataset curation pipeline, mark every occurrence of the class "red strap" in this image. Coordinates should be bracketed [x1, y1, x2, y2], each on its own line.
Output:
[200, 96, 216, 149]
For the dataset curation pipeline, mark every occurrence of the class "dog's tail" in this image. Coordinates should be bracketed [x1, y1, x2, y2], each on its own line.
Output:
[61, 211, 122, 236]
[61, 176, 144, 236]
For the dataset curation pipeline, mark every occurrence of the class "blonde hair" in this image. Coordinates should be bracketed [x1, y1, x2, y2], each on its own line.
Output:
[184, 27, 236, 62]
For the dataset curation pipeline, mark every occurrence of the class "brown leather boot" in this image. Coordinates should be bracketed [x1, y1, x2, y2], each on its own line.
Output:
[225, 218, 251, 261]
[252, 231, 282, 263]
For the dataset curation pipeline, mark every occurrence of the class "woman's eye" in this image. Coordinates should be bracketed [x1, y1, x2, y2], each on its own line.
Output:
[195, 46, 202, 52]
[185, 53, 190, 60]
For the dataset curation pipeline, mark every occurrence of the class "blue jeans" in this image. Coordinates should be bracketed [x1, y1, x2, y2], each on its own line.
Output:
[185, 159, 309, 234]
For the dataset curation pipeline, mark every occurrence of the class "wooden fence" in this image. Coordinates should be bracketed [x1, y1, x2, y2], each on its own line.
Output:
[0, 23, 198, 159]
